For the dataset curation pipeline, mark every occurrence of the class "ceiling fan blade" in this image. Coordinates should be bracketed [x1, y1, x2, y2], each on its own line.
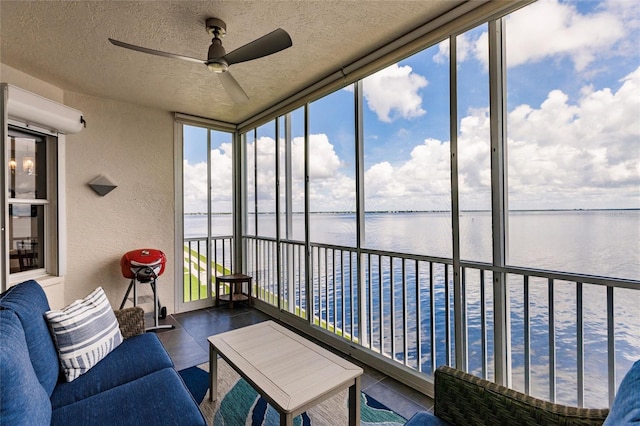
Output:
[222, 28, 292, 66]
[108, 38, 205, 65]
[218, 71, 249, 103]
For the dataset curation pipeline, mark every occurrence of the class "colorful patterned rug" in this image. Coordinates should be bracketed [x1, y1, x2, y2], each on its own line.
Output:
[191, 360, 407, 425]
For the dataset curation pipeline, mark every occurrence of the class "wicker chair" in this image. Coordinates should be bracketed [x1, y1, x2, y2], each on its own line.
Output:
[113, 306, 146, 339]
[431, 366, 609, 426]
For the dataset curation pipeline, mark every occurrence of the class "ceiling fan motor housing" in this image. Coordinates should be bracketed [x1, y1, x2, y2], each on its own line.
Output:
[206, 39, 228, 72]
[206, 18, 228, 72]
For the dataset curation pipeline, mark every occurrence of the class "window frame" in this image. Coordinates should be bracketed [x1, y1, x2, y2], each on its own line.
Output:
[173, 113, 236, 313]
[4, 120, 63, 286]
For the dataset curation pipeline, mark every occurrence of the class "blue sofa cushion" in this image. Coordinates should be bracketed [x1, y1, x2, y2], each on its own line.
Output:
[0, 280, 59, 396]
[0, 309, 52, 425]
[603, 359, 640, 425]
[50, 332, 174, 409]
[405, 411, 452, 426]
[51, 368, 206, 426]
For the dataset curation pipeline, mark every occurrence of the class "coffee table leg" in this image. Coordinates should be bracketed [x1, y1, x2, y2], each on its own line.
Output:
[280, 412, 293, 426]
[209, 345, 218, 402]
[348, 376, 361, 426]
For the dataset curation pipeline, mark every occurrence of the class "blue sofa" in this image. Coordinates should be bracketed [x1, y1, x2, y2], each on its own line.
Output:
[0, 280, 206, 426]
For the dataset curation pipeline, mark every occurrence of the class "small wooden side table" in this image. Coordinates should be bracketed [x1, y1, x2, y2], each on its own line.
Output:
[215, 273, 253, 308]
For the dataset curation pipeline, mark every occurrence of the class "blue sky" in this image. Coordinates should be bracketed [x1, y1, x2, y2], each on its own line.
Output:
[184, 0, 640, 213]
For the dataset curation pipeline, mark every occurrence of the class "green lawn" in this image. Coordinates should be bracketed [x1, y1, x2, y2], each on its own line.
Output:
[181, 246, 355, 341]
[183, 246, 231, 302]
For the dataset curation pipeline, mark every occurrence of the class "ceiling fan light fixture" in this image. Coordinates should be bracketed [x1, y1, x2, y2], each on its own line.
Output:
[207, 59, 228, 73]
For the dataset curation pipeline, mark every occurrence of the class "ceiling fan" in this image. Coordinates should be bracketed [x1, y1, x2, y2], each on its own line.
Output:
[108, 18, 292, 103]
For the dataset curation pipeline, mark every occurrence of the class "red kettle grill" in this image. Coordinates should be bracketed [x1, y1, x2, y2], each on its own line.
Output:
[119, 249, 173, 332]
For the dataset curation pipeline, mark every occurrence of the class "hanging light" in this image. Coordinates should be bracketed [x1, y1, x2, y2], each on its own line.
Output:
[23, 156, 34, 175]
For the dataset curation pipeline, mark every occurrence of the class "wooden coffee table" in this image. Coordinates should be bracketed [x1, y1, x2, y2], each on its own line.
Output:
[208, 321, 363, 426]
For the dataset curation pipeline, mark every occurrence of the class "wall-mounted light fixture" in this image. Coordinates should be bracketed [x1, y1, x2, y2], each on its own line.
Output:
[9, 159, 16, 174]
[88, 174, 117, 196]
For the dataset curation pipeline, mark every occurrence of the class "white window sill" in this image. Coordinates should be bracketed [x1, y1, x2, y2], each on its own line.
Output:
[8, 273, 66, 309]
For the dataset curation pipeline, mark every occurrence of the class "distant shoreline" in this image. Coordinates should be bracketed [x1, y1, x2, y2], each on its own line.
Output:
[185, 208, 640, 216]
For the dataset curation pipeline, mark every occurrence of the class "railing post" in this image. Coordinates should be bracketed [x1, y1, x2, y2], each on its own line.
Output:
[489, 18, 511, 387]
[577, 282, 585, 407]
[548, 279, 556, 402]
[607, 286, 616, 406]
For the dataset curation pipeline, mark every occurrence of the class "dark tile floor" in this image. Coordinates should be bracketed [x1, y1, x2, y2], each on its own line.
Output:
[148, 305, 434, 421]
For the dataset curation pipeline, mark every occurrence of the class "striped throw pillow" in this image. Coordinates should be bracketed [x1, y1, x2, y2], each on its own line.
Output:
[45, 287, 123, 382]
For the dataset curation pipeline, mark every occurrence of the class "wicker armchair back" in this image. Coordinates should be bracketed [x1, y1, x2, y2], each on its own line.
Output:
[434, 366, 609, 426]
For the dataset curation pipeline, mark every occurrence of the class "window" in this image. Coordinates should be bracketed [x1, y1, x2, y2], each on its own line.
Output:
[7, 125, 58, 277]
[363, 45, 451, 258]
[283, 107, 306, 242]
[256, 121, 277, 239]
[455, 24, 492, 264]
[181, 122, 234, 306]
[504, 0, 640, 280]
[502, 0, 640, 405]
[308, 89, 356, 246]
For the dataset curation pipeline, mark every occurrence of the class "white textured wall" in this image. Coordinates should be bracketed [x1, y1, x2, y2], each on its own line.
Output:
[63, 92, 175, 311]
[2, 63, 177, 312]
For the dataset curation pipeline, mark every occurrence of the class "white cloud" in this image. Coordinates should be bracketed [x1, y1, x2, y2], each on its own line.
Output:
[183, 142, 233, 213]
[362, 64, 428, 122]
[506, 66, 640, 208]
[365, 66, 639, 211]
[505, 0, 624, 71]
[432, 38, 450, 64]
[364, 138, 452, 211]
[441, 0, 629, 72]
[457, 107, 492, 194]
[183, 67, 639, 212]
[246, 133, 349, 211]
[183, 160, 208, 212]
[306, 134, 342, 178]
[304, 134, 356, 211]
[433, 33, 472, 64]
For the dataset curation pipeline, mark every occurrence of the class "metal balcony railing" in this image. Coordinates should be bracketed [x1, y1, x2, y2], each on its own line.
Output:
[242, 235, 639, 409]
[183, 236, 233, 302]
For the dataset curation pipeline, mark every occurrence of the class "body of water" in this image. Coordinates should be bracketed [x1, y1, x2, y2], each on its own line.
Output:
[185, 210, 639, 407]
[186, 209, 639, 280]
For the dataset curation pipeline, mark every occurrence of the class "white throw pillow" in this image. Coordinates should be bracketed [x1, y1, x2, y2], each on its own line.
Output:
[45, 287, 123, 382]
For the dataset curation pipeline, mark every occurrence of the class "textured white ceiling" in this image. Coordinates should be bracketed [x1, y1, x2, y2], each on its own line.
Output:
[1, 0, 466, 124]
